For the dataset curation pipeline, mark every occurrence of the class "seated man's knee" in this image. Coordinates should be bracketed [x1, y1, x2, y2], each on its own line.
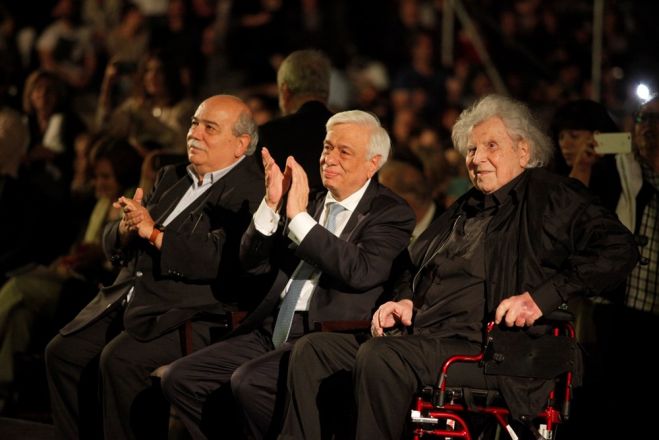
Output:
[229, 364, 252, 405]
[45, 334, 74, 373]
[355, 338, 393, 374]
[98, 339, 134, 380]
[290, 333, 324, 362]
[160, 359, 190, 401]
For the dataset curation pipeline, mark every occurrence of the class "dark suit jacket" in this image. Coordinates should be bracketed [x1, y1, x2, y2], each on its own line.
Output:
[392, 168, 638, 419]
[60, 156, 265, 341]
[257, 100, 333, 191]
[236, 179, 415, 334]
[403, 168, 637, 321]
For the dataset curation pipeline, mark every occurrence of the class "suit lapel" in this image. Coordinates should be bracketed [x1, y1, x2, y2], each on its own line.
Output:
[339, 179, 378, 241]
[150, 170, 193, 225]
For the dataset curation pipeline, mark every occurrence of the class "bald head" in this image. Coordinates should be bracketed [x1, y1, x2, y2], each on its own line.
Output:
[186, 95, 258, 178]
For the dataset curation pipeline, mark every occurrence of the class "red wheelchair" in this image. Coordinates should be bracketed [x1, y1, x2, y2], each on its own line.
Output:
[411, 310, 580, 440]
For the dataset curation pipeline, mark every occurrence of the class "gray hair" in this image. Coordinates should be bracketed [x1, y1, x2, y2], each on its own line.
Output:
[277, 49, 331, 102]
[233, 110, 259, 155]
[326, 110, 390, 170]
[452, 94, 553, 168]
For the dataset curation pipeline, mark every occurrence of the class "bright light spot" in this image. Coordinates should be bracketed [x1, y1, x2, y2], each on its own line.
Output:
[636, 83, 652, 102]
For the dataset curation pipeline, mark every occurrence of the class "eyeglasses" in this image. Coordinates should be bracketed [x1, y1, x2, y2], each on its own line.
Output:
[634, 111, 659, 124]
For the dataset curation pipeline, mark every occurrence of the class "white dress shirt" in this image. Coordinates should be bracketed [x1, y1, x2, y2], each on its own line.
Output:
[253, 179, 371, 310]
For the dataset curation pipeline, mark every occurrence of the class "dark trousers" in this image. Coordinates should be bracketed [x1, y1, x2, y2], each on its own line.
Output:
[45, 306, 212, 440]
[161, 313, 307, 440]
[279, 332, 482, 440]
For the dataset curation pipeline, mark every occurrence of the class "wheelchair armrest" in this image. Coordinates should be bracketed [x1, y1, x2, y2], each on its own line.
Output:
[314, 320, 370, 333]
[537, 309, 575, 323]
[437, 352, 485, 406]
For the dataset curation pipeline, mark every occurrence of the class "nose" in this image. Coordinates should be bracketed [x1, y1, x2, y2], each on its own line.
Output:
[188, 124, 200, 139]
[472, 146, 486, 163]
[322, 148, 338, 165]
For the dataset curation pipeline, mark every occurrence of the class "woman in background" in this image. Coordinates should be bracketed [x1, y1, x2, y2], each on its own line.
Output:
[0, 137, 142, 413]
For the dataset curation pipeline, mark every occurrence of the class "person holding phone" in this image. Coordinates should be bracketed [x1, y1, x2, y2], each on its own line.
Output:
[549, 99, 622, 211]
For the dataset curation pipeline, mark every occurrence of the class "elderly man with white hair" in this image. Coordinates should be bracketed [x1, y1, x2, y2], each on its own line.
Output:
[279, 94, 638, 440]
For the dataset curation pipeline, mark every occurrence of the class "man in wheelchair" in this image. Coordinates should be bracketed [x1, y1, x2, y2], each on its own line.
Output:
[277, 95, 639, 440]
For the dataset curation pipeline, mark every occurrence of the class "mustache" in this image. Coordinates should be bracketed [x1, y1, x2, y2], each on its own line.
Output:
[188, 139, 207, 151]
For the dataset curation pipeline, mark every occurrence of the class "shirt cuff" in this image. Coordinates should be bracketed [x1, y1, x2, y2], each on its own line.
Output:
[253, 198, 280, 236]
[288, 211, 316, 245]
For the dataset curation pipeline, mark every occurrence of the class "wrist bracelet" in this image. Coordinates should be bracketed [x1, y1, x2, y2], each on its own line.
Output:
[149, 227, 161, 245]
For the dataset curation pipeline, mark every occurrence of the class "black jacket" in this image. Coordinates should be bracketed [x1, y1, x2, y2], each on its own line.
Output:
[257, 100, 333, 191]
[397, 168, 638, 418]
[60, 156, 265, 341]
[235, 179, 415, 334]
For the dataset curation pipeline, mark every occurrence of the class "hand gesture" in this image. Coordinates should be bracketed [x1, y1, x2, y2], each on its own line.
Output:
[262, 147, 291, 210]
[569, 134, 602, 186]
[114, 188, 155, 240]
[285, 156, 309, 219]
[494, 291, 543, 327]
[371, 299, 413, 337]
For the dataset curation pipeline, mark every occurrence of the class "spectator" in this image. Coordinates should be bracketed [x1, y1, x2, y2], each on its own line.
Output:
[161, 110, 415, 440]
[45, 95, 265, 439]
[257, 49, 333, 190]
[278, 95, 637, 440]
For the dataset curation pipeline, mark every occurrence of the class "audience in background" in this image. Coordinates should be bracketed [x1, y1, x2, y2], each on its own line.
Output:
[97, 49, 195, 155]
[0, 3, 657, 437]
[550, 99, 621, 210]
[0, 137, 141, 415]
[378, 159, 442, 246]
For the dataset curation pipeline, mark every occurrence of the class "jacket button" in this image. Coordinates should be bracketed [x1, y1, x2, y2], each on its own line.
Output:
[136, 271, 143, 277]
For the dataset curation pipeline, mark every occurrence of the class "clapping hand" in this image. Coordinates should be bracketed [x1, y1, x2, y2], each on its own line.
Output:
[262, 147, 291, 210]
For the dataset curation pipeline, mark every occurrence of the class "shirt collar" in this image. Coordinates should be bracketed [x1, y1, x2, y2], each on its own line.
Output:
[324, 178, 371, 212]
[491, 169, 527, 205]
[465, 170, 526, 214]
[187, 156, 245, 188]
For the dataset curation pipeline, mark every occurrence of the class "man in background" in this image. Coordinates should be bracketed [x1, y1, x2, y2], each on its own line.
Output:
[378, 159, 441, 246]
[258, 49, 333, 190]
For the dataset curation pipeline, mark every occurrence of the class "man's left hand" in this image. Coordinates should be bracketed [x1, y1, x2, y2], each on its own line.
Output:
[494, 291, 543, 327]
[114, 188, 156, 240]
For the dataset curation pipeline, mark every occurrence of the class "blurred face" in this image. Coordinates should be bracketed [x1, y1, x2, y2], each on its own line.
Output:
[320, 123, 380, 201]
[93, 159, 120, 200]
[558, 129, 592, 166]
[187, 96, 250, 177]
[30, 78, 58, 115]
[143, 58, 166, 96]
[465, 117, 530, 194]
[634, 98, 659, 171]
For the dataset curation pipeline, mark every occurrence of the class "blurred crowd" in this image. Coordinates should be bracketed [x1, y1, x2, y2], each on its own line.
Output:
[0, 0, 658, 423]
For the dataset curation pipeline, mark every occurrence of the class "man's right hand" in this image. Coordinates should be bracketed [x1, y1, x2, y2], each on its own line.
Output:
[262, 147, 291, 210]
[371, 299, 413, 337]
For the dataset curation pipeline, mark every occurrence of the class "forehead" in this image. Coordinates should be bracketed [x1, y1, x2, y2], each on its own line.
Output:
[325, 123, 371, 151]
[470, 117, 511, 141]
[195, 99, 234, 123]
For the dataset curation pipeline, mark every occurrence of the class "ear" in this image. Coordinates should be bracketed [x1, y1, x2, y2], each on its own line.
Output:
[234, 134, 250, 158]
[366, 155, 382, 179]
[279, 83, 291, 108]
[517, 140, 530, 168]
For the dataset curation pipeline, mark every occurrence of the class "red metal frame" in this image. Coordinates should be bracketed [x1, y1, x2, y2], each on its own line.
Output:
[412, 321, 576, 440]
